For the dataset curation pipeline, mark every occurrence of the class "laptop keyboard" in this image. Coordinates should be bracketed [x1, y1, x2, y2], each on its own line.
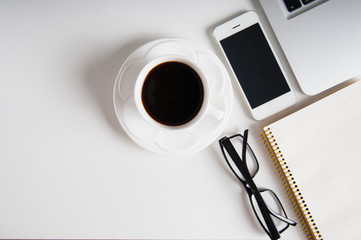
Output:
[283, 0, 316, 12]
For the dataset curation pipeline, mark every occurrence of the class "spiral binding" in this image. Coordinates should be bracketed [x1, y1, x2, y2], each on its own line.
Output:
[261, 127, 323, 240]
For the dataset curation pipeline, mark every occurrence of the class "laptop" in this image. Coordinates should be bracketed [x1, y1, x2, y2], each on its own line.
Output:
[259, 0, 361, 95]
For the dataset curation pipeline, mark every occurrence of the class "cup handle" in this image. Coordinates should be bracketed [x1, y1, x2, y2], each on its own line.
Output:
[206, 104, 224, 120]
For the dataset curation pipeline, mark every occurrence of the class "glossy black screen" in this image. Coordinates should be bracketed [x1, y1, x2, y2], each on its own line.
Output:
[220, 23, 290, 109]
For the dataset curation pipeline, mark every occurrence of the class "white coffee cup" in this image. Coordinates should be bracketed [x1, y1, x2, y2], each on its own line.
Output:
[114, 38, 234, 155]
[133, 54, 224, 132]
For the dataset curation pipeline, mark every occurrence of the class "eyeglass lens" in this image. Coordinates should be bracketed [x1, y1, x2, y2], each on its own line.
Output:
[250, 188, 292, 236]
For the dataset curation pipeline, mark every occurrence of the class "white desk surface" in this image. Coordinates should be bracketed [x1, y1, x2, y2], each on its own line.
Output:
[0, 0, 350, 239]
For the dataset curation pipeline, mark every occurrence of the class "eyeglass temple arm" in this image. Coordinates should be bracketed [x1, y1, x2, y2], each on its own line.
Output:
[242, 130, 296, 227]
[239, 131, 282, 239]
[242, 131, 286, 239]
[267, 205, 297, 226]
[241, 129, 248, 162]
[252, 191, 281, 239]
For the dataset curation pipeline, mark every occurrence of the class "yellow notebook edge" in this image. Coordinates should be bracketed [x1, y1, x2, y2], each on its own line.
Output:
[261, 127, 323, 240]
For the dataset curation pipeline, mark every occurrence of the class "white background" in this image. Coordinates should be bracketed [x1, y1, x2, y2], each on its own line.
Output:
[0, 0, 353, 239]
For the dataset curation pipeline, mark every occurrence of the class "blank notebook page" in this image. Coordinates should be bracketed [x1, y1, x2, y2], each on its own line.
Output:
[263, 81, 361, 240]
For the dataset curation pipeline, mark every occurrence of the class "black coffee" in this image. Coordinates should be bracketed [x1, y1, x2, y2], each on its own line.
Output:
[141, 61, 204, 126]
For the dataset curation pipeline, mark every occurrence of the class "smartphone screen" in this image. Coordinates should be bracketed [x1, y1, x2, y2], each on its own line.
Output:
[220, 23, 290, 109]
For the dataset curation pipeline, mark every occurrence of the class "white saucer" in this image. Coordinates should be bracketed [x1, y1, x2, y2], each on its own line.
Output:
[113, 38, 233, 155]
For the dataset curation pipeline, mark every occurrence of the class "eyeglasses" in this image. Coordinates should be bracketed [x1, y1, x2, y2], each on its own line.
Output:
[219, 129, 296, 240]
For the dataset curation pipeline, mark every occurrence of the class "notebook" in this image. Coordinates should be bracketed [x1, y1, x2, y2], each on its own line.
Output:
[261, 80, 361, 240]
[259, 0, 361, 95]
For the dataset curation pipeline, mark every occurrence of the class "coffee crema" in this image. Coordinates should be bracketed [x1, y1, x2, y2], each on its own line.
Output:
[141, 61, 204, 126]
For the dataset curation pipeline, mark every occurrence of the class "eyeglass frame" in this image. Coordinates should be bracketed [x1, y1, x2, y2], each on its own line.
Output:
[219, 129, 296, 240]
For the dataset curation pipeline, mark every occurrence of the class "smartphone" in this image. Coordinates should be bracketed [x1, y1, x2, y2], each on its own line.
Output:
[213, 11, 295, 120]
